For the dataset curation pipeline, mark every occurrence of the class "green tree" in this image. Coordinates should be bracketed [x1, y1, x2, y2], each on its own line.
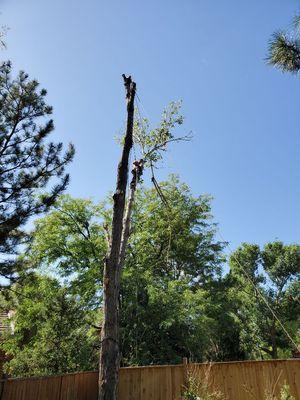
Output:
[27, 177, 225, 366]
[201, 277, 251, 362]
[126, 176, 223, 284]
[121, 278, 216, 365]
[120, 176, 225, 364]
[29, 195, 106, 308]
[268, 16, 300, 73]
[229, 242, 300, 359]
[0, 62, 74, 282]
[1, 274, 98, 377]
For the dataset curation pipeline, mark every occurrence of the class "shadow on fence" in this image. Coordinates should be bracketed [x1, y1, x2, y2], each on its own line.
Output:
[0, 359, 299, 400]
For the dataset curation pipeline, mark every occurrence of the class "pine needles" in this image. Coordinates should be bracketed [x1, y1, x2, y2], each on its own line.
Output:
[267, 17, 300, 73]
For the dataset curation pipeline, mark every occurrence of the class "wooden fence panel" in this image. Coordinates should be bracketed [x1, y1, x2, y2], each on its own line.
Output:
[61, 373, 76, 400]
[118, 365, 183, 400]
[57, 371, 98, 400]
[170, 365, 184, 400]
[36, 376, 61, 400]
[0, 359, 299, 400]
[119, 367, 141, 399]
[142, 365, 183, 400]
[75, 371, 98, 400]
[1, 375, 61, 400]
[188, 360, 300, 400]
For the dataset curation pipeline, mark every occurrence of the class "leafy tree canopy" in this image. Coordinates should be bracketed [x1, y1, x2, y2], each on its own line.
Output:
[229, 241, 300, 359]
[2, 180, 299, 374]
[0, 274, 98, 377]
[22, 176, 227, 367]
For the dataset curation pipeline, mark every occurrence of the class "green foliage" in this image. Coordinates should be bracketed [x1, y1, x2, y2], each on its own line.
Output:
[1, 274, 98, 377]
[264, 383, 295, 400]
[229, 242, 300, 359]
[29, 195, 106, 307]
[201, 277, 251, 361]
[128, 176, 224, 282]
[3, 177, 299, 373]
[119, 177, 225, 364]
[133, 101, 188, 167]
[121, 278, 216, 365]
[20, 176, 226, 368]
[268, 16, 300, 73]
[278, 384, 295, 400]
[262, 242, 300, 286]
[0, 62, 74, 282]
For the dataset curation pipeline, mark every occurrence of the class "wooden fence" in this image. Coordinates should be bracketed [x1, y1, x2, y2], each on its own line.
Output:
[0, 359, 299, 400]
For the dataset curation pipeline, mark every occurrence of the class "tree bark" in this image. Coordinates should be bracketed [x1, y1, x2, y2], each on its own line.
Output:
[119, 159, 144, 270]
[98, 75, 136, 400]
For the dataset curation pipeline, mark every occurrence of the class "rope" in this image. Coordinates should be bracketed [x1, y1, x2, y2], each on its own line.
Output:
[135, 90, 151, 121]
[149, 163, 173, 264]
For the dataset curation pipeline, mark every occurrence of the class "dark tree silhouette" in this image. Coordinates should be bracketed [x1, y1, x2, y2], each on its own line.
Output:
[0, 61, 74, 282]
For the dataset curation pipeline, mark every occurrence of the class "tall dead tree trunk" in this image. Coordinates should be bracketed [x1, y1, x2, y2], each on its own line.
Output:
[98, 75, 136, 400]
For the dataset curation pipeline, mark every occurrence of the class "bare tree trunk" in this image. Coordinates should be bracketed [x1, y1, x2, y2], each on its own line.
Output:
[119, 159, 144, 269]
[98, 75, 136, 400]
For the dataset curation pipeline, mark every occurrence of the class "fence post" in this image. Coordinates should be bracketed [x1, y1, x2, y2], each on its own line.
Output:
[58, 375, 63, 400]
[0, 379, 5, 400]
[182, 357, 188, 398]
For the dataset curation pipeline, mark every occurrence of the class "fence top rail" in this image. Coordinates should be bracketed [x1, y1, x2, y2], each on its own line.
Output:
[189, 358, 300, 367]
[119, 358, 298, 371]
[0, 358, 299, 383]
[0, 363, 184, 382]
[0, 370, 98, 383]
[120, 363, 183, 370]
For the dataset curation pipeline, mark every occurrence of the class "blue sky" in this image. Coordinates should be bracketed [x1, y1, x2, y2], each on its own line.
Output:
[1, 0, 299, 251]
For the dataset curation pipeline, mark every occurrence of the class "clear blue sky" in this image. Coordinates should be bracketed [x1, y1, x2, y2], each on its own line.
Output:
[1, 0, 299, 251]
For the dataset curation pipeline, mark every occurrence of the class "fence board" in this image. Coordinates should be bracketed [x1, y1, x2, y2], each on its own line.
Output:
[119, 367, 141, 400]
[188, 360, 300, 400]
[0, 359, 299, 400]
[37, 375, 61, 400]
